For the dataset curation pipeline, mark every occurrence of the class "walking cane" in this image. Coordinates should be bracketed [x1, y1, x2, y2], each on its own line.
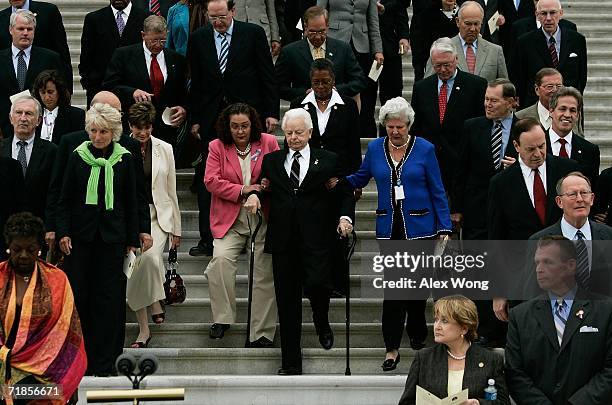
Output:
[245, 210, 263, 347]
[344, 230, 357, 376]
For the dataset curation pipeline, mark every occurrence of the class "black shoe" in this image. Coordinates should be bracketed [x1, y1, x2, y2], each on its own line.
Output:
[277, 366, 302, 375]
[209, 323, 230, 339]
[246, 336, 274, 348]
[318, 330, 334, 350]
[410, 339, 425, 350]
[189, 242, 213, 257]
[381, 352, 400, 372]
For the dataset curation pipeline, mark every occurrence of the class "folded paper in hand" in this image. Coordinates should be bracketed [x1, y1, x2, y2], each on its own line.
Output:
[123, 250, 137, 279]
[416, 386, 468, 405]
[368, 60, 383, 82]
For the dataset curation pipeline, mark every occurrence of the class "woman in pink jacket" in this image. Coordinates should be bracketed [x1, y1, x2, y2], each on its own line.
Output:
[204, 103, 280, 347]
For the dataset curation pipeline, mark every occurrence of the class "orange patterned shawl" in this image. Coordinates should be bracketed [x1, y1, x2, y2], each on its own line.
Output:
[0, 260, 87, 404]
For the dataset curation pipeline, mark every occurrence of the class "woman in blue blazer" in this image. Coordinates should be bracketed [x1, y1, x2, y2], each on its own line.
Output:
[345, 96, 452, 371]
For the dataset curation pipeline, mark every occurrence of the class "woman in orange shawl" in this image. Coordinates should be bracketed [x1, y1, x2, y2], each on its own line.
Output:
[0, 212, 86, 404]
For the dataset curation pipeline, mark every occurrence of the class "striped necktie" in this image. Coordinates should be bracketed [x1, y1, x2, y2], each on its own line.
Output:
[554, 298, 567, 346]
[218, 32, 229, 74]
[290, 151, 301, 190]
[491, 120, 503, 170]
[466, 43, 476, 74]
[575, 230, 590, 289]
[150, 0, 161, 16]
[549, 37, 559, 68]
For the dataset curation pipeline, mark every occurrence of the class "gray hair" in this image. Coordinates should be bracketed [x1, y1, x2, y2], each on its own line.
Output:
[10, 94, 42, 118]
[143, 15, 167, 33]
[379, 97, 415, 129]
[9, 9, 37, 29]
[555, 171, 591, 196]
[550, 86, 583, 111]
[458, 1, 484, 19]
[85, 103, 123, 142]
[430, 37, 457, 58]
[281, 108, 313, 131]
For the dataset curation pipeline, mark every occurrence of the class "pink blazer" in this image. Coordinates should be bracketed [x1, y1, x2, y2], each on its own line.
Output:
[204, 133, 280, 239]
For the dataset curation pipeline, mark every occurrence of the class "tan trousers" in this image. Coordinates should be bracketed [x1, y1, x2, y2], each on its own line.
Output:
[204, 207, 277, 341]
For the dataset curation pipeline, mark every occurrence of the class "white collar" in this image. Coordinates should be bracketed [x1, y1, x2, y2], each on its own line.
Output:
[537, 101, 551, 122]
[13, 134, 35, 145]
[142, 41, 164, 59]
[289, 144, 310, 159]
[549, 127, 573, 145]
[307, 38, 326, 51]
[560, 216, 591, 239]
[11, 44, 32, 58]
[44, 106, 59, 117]
[518, 155, 545, 177]
[302, 88, 345, 109]
[111, 2, 132, 17]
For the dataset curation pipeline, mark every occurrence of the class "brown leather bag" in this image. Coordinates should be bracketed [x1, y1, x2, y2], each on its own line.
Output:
[163, 248, 186, 305]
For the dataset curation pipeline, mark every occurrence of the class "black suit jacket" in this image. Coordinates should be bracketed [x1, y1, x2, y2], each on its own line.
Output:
[35, 105, 85, 145]
[79, 5, 151, 95]
[45, 130, 150, 235]
[399, 343, 510, 405]
[0, 1, 71, 88]
[487, 155, 578, 240]
[498, 0, 535, 51]
[545, 129, 600, 187]
[410, 70, 488, 190]
[453, 115, 518, 239]
[506, 291, 612, 404]
[56, 142, 139, 246]
[102, 44, 187, 142]
[0, 46, 64, 137]
[594, 167, 612, 226]
[289, 95, 362, 177]
[0, 155, 24, 260]
[190, 21, 278, 141]
[0, 136, 56, 221]
[132, 0, 178, 18]
[512, 27, 587, 107]
[275, 37, 366, 101]
[379, 0, 410, 56]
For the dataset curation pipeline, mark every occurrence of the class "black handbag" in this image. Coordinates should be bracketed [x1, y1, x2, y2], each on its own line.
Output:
[163, 248, 186, 305]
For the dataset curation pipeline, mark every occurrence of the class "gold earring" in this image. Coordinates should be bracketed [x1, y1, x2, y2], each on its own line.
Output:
[5, 249, 9, 254]
[38, 250, 42, 257]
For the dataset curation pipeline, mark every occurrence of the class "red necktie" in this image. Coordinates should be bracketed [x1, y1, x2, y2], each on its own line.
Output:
[466, 44, 476, 74]
[150, 0, 161, 16]
[533, 169, 547, 225]
[549, 37, 559, 68]
[438, 80, 448, 124]
[558, 138, 569, 158]
[150, 53, 164, 101]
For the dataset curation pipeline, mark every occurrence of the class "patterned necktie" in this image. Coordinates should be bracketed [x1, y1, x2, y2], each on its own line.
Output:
[466, 43, 476, 74]
[575, 230, 590, 289]
[533, 169, 546, 225]
[218, 33, 229, 74]
[558, 138, 569, 158]
[150, 0, 161, 16]
[438, 80, 448, 124]
[491, 120, 503, 170]
[549, 37, 559, 68]
[313, 46, 324, 59]
[16, 50, 26, 91]
[290, 151, 301, 190]
[17, 140, 27, 176]
[116, 10, 125, 36]
[150, 53, 164, 100]
[554, 298, 567, 346]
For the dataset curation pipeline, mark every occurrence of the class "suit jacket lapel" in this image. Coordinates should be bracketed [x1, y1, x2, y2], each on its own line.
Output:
[534, 299, 561, 350]
[453, 36, 468, 72]
[444, 72, 463, 122]
[207, 27, 223, 78]
[536, 31, 553, 66]
[475, 38, 488, 75]
[570, 135, 582, 161]
[104, 6, 121, 41]
[545, 157, 558, 222]
[225, 143, 243, 183]
[24, 47, 41, 86]
[298, 39, 314, 68]
[512, 164, 538, 216]
[558, 27, 570, 68]
[430, 77, 441, 127]
[300, 148, 321, 190]
[26, 137, 43, 182]
[561, 298, 589, 351]
[0, 136, 10, 158]
[137, 46, 152, 92]
[151, 137, 161, 185]
[225, 22, 242, 75]
[250, 138, 264, 179]
[303, 103, 321, 138]
[1, 49, 18, 90]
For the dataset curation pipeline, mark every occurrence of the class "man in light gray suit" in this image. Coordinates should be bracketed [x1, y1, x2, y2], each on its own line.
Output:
[234, 0, 281, 56]
[426, 1, 508, 82]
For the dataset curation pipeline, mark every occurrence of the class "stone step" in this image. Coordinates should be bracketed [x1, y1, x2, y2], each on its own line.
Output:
[76, 375, 407, 405]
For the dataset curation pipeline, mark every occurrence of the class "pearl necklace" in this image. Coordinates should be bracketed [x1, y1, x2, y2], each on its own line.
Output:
[447, 342, 471, 360]
[235, 143, 251, 156]
[388, 137, 410, 150]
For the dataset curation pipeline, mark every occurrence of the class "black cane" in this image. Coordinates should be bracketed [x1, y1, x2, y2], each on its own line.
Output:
[344, 230, 357, 376]
[245, 210, 263, 347]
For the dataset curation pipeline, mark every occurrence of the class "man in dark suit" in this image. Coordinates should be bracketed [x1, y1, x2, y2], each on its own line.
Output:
[511, 12, 576, 47]
[132, 0, 178, 17]
[0, 94, 55, 224]
[0, 0, 71, 88]
[511, 0, 587, 108]
[544, 87, 599, 186]
[276, 0, 316, 45]
[410, 36, 488, 191]
[506, 236, 612, 405]
[261, 108, 354, 375]
[188, 0, 278, 257]
[80, 0, 151, 106]
[0, 10, 64, 139]
[103, 15, 187, 145]
[275, 6, 366, 102]
[497, 0, 535, 58]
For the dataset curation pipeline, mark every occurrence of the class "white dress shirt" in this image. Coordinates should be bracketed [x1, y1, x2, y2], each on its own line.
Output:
[284, 144, 310, 185]
[459, 36, 478, 60]
[143, 42, 168, 81]
[537, 101, 552, 130]
[302, 89, 344, 135]
[548, 128, 573, 157]
[12, 45, 31, 76]
[111, 1, 132, 22]
[12, 134, 35, 165]
[41, 107, 59, 141]
[214, 21, 234, 59]
[519, 157, 547, 207]
[560, 216, 593, 269]
[542, 27, 561, 56]
[11, 0, 29, 12]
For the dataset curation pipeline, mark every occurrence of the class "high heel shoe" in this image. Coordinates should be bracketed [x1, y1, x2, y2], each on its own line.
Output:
[381, 352, 400, 371]
[151, 312, 165, 324]
[131, 336, 151, 348]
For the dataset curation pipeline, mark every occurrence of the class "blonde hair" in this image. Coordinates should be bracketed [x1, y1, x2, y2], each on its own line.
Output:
[434, 295, 479, 342]
[85, 103, 123, 142]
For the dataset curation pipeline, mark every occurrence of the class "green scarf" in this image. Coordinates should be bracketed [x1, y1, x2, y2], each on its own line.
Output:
[75, 141, 131, 211]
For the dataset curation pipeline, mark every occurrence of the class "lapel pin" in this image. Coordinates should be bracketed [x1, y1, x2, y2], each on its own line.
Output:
[478, 362, 484, 368]
[329, 52, 333, 57]
[304, 105, 309, 111]
[578, 149, 582, 154]
[333, 105, 338, 110]
[314, 159, 319, 165]
[576, 309, 584, 319]
[455, 86, 460, 91]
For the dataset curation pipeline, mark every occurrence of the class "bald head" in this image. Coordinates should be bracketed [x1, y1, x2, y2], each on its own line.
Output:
[91, 91, 122, 112]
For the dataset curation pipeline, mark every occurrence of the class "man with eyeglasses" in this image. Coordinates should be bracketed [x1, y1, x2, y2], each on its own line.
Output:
[543, 87, 599, 186]
[103, 14, 187, 145]
[510, 0, 576, 49]
[510, 0, 586, 107]
[275, 6, 365, 102]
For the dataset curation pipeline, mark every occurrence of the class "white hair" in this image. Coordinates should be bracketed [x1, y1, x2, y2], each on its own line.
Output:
[85, 103, 123, 142]
[379, 97, 415, 129]
[430, 37, 457, 58]
[458, 1, 484, 19]
[281, 108, 313, 131]
[9, 9, 37, 29]
[10, 94, 42, 118]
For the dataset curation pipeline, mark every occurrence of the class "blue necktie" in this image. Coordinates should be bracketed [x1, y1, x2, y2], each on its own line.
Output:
[218, 33, 229, 74]
[575, 230, 589, 289]
[16, 50, 26, 91]
[554, 299, 567, 346]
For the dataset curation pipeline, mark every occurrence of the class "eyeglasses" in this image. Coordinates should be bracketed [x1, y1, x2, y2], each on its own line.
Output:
[285, 129, 307, 136]
[433, 62, 453, 70]
[230, 123, 251, 132]
[559, 191, 593, 200]
[306, 29, 326, 36]
[148, 39, 167, 46]
[541, 84, 563, 91]
[537, 10, 560, 17]
[209, 15, 229, 22]
[312, 79, 333, 86]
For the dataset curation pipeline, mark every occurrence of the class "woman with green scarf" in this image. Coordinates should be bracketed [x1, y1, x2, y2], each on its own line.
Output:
[56, 102, 140, 376]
